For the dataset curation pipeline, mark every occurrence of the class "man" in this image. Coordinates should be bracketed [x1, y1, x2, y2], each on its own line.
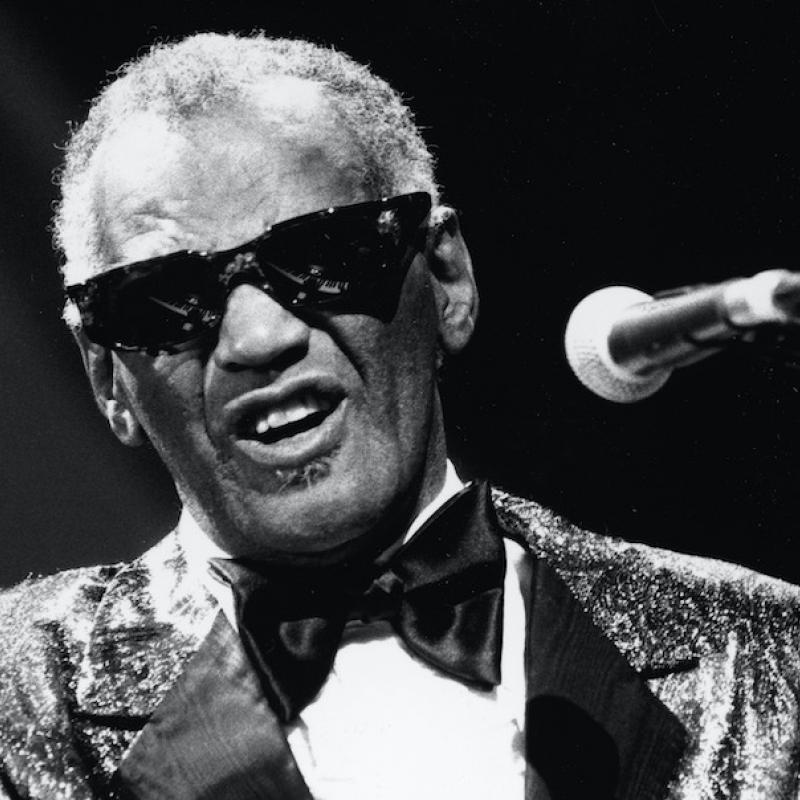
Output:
[1, 31, 799, 800]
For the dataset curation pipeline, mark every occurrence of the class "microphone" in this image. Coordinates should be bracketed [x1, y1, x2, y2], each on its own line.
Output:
[564, 269, 800, 403]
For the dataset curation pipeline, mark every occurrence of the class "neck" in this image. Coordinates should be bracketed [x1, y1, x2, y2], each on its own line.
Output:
[179, 465, 464, 579]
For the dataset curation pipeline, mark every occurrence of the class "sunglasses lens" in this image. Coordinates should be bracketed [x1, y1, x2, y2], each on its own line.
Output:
[254, 199, 426, 310]
[69, 193, 431, 353]
[79, 255, 224, 352]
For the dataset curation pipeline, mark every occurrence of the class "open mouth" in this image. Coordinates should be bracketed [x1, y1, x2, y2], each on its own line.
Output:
[236, 392, 340, 445]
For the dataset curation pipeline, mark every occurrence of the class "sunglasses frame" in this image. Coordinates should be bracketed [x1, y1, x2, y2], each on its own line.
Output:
[65, 192, 432, 355]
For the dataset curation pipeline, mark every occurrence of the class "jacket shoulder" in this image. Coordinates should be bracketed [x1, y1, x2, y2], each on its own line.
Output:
[0, 565, 119, 634]
[0, 565, 121, 693]
[493, 488, 800, 672]
[0, 567, 126, 795]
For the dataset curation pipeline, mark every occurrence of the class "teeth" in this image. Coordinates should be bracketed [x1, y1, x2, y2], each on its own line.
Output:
[286, 400, 313, 423]
[265, 408, 289, 430]
[249, 393, 331, 436]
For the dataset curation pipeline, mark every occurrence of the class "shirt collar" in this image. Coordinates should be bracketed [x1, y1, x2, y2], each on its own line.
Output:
[403, 460, 465, 543]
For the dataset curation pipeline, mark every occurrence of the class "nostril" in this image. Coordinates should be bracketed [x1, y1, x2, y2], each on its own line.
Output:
[215, 345, 310, 374]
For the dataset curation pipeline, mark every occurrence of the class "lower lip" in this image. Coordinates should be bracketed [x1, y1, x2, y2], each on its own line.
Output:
[230, 398, 347, 469]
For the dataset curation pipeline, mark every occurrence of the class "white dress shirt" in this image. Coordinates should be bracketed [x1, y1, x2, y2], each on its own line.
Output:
[178, 464, 528, 800]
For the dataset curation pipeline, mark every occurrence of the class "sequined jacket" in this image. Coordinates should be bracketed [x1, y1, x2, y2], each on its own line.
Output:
[1, 490, 799, 799]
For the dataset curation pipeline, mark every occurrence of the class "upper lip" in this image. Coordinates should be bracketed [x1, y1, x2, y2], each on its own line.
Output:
[222, 374, 347, 439]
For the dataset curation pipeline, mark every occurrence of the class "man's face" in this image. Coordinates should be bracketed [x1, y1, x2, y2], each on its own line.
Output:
[91, 78, 448, 563]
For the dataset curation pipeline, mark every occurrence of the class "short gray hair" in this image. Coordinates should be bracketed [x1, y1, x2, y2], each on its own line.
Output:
[53, 32, 439, 286]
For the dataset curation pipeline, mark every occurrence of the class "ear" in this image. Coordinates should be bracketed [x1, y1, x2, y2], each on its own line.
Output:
[426, 205, 479, 355]
[72, 330, 145, 447]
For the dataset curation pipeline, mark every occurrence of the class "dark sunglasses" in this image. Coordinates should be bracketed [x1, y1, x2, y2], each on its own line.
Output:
[65, 192, 432, 355]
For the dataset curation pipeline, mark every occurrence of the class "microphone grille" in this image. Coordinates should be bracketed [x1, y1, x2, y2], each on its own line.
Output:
[564, 286, 671, 403]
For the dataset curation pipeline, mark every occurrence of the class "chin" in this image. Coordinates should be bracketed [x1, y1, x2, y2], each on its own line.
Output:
[227, 461, 408, 565]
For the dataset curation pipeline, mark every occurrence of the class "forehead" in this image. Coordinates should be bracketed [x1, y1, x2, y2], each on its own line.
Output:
[92, 76, 367, 271]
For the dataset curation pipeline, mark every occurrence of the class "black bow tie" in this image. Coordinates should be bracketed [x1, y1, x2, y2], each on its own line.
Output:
[210, 481, 506, 723]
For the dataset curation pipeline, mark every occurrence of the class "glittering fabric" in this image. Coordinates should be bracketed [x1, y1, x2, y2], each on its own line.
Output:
[0, 536, 217, 798]
[1, 491, 799, 798]
[495, 491, 800, 799]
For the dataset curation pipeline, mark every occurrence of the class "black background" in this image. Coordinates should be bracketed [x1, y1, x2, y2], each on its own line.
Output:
[2, 1, 800, 587]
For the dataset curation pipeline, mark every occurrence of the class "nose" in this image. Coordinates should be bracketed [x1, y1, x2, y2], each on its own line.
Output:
[212, 283, 311, 370]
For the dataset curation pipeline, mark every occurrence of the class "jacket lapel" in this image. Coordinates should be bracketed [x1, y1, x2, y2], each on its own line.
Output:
[73, 532, 311, 799]
[74, 534, 217, 724]
[113, 612, 312, 800]
[522, 556, 687, 800]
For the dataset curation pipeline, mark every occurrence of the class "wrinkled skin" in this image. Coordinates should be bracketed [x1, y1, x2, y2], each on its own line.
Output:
[77, 77, 478, 565]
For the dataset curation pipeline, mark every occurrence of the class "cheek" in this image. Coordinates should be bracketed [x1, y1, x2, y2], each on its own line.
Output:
[392, 267, 441, 379]
[116, 354, 207, 442]
[364, 272, 441, 429]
